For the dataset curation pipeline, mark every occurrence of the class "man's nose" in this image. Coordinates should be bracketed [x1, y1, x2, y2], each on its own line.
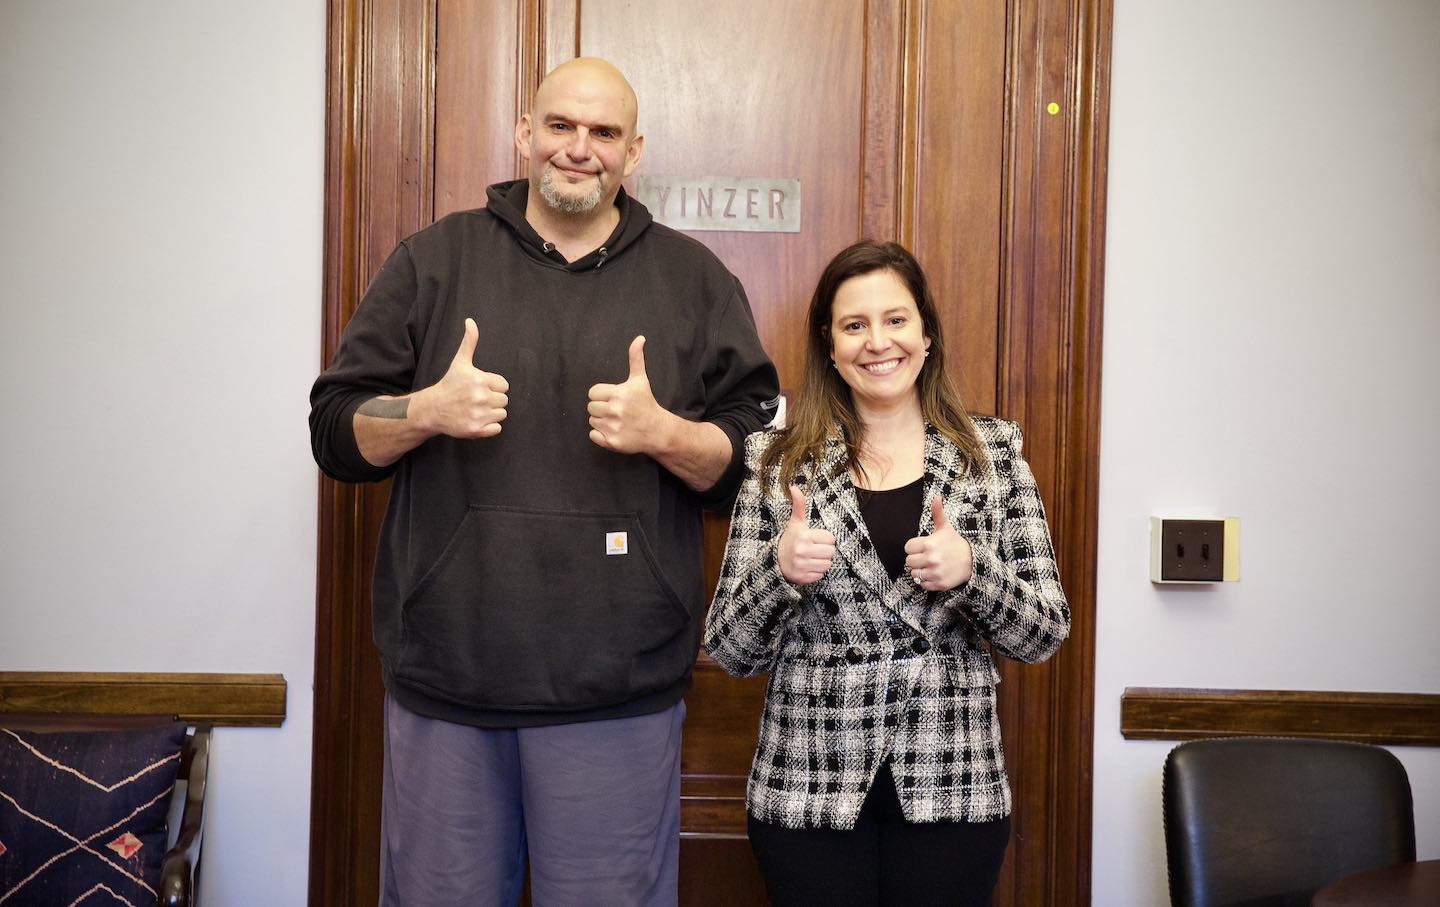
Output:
[567, 128, 592, 159]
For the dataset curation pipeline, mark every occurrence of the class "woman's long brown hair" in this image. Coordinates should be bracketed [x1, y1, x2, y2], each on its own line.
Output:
[758, 240, 985, 490]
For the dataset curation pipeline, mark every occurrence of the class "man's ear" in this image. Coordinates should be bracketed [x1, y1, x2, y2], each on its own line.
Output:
[515, 114, 533, 161]
[622, 134, 645, 178]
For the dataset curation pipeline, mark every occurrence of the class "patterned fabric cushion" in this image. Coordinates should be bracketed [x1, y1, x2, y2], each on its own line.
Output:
[0, 723, 187, 906]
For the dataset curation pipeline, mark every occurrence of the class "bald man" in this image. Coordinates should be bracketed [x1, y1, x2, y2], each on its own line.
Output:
[310, 59, 779, 906]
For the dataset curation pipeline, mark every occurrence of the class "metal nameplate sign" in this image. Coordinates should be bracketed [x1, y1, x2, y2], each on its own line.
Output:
[635, 176, 801, 233]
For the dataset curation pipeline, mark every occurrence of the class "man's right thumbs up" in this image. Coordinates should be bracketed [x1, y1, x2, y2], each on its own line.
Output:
[420, 317, 510, 439]
[778, 485, 837, 586]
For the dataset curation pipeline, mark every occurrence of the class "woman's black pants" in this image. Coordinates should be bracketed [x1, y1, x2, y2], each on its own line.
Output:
[746, 763, 1011, 907]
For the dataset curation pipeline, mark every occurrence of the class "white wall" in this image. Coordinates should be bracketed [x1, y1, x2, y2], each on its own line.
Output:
[0, 2, 323, 903]
[1096, 1, 1440, 903]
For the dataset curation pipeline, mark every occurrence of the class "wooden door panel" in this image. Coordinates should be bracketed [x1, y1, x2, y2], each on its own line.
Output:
[680, 661, 767, 845]
[911, 0, 1008, 417]
[435, 0, 525, 215]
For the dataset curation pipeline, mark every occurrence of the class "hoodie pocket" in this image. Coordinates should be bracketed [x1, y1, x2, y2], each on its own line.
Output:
[395, 505, 694, 710]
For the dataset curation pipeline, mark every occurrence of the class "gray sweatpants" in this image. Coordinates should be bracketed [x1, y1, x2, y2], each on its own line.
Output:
[378, 693, 684, 907]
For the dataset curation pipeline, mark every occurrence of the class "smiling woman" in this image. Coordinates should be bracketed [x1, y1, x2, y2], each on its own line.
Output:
[755, 241, 986, 494]
[828, 269, 933, 421]
[704, 241, 1071, 907]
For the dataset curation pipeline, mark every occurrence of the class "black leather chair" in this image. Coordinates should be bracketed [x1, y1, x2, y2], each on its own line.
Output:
[1162, 736, 1415, 907]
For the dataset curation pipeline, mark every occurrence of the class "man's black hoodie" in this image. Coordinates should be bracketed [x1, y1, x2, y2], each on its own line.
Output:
[310, 180, 779, 726]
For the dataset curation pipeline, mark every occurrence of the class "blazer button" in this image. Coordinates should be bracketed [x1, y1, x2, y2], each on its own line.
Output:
[845, 647, 864, 664]
[911, 638, 932, 655]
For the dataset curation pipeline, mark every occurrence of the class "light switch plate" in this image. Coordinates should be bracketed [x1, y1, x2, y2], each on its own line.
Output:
[1150, 517, 1240, 583]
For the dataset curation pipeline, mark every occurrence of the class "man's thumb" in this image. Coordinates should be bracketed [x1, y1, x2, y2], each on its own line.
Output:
[452, 318, 479, 368]
[624, 335, 648, 382]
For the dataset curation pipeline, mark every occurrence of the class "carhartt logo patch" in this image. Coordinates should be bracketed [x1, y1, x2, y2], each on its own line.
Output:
[606, 532, 628, 555]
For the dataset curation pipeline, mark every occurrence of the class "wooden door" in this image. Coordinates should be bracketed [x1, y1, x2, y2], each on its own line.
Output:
[314, 1, 1111, 904]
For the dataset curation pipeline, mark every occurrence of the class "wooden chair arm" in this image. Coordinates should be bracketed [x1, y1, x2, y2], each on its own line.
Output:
[158, 726, 211, 907]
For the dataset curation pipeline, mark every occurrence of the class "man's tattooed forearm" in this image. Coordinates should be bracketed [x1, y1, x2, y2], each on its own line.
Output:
[357, 397, 410, 419]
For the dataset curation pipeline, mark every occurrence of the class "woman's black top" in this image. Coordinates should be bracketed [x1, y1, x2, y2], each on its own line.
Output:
[855, 476, 926, 580]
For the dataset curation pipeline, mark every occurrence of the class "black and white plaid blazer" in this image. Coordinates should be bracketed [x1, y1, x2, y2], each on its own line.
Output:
[704, 416, 1070, 830]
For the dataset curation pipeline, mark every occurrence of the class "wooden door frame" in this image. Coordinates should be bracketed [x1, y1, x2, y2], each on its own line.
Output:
[310, 1, 1111, 903]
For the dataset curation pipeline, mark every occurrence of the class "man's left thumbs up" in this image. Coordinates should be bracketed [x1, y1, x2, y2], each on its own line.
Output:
[587, 335, 664, 453]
